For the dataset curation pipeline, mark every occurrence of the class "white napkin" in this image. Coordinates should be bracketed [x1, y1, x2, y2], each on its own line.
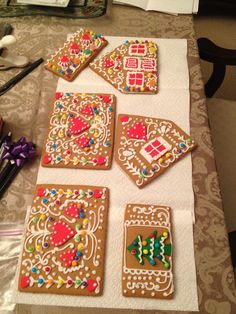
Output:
[15, 37, 198, 311]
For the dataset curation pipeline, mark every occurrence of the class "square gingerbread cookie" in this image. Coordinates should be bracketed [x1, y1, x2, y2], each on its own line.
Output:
[18, 184, 109, 296]
[115, 114, 196, 188]
[122, 204, 174, 299]
[42, 92, 116, 169]
[89, 39, 158, 94]
[45, 28, 108, 82]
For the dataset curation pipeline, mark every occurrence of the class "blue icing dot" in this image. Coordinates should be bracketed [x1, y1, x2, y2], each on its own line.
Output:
[132, 241, 138, 246]
[125, 86, 129, 91]
[108, 107, 113, 111]
[80, 213, 85, 219]
[180, 143, 185, 148]
[57, 104, 62, 109]
[51, 189, 56, 195]
[89, 139, 94, 145]
[150, 259, 155, 266]
[155, 242, 160, 249]
[105, 141, 110, 147]
[56, 156, 61, 161]
[38, 278, 44, 284]
[42, 198, 48, 204]
[142, 169, 148, 175]
[66, 93, 71, 96]
[76, 251, 82, 257]
[52, 144, 57, 149]
[31, 267, 37, 273]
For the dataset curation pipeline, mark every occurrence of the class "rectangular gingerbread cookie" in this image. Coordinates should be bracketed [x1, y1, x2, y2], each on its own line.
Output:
[18, 184, 109, 296]
[89, 39, 158, 94]
[45, 28, 108, 81]
[122, 204, 174, 299]
[41, 92, 116, 169]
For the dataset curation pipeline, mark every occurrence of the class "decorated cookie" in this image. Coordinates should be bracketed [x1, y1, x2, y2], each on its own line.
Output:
[18, 184, 109, 296]
[41, 93, 115, 169]
[45, 28, 108, 81]
[115, 114, 196, 188]
[122, 204, 174, 299]
[89, 40, 158, 94]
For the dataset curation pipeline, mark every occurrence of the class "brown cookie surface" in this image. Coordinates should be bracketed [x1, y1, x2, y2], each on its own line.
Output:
[45, 28, 107, 82]
[18, 184, 109, 296]
[115, 114, 196, 188]
[122, 204, 174, 299]
[90, 40, 158, 94]
[41, 93, 115, 169]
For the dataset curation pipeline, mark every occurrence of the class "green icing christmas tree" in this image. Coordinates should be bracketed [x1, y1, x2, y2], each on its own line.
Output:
[127, 230, 172, 269]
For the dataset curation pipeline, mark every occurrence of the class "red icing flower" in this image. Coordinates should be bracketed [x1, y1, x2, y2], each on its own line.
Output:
[43, 154, 52, 164]
[87, 279, 98, 292]
[60, 55, 70, 67]
[76, 136, 90, 148]
[93, 189, 103, 199]
[70, 42, 80, 54]
[100, 95, 111, 103]
[65, 203, 79, 218]
[120, 115, 129, 123]
[55, 92, 63, 99]
[80, 104, 93, 116]
[69, 117, 90, 135]
[82, 33, 91, 43]
[20, 276, 30, 289]
[103, 58, 115, 68]
[37, 187, 46, 197]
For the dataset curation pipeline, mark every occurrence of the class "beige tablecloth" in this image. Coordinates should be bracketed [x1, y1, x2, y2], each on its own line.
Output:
[0, 4, 235, 314]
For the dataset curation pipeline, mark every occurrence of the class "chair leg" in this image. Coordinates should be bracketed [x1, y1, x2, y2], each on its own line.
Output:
[205, 63, 226, 97]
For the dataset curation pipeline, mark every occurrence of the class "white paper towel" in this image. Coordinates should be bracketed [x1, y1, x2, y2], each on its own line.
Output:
[15, 37, 198, 311]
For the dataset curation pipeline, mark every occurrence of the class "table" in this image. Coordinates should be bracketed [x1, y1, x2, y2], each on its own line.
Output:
[0, 4, 235, 314]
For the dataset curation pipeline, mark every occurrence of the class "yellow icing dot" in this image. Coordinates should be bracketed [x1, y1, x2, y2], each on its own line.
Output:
[159, 158, 164, 163]
[108, 69, 113, 74]
[67, 189, 73, 196]
[77, 243, 84, 250]
[166, 153, 172, 158]
[65, 156, 70, 162]
[73, 157, 79, 163]
[142, 241, 147, 246]
[57, 279, 63, 285]
[58, 188, 64, 195]
[143, 249, 149, 255]
[95, 115, 101, 121]
[140, 87, 145, 92]
[94, 132, 99, 138]
[35, 245, 41, 251]
[139, 39, 143, 44]
[95, 39, 99, 46]
[147, 73, 152, 78]
[149, 46, 156, 54]
[58, 130, 64, 138]
[83, 218, 88, 226]
[130, 40, 134, 44]
[148, 41, 153, 47]
[72, 261, 77, 267]
[48, 279, 54, 285]
[81, 93, 86, 97]
[163, 231, 168, 237]
[40, 214, 46, 221]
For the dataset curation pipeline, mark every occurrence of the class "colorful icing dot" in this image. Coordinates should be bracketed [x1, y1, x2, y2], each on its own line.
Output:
[57, 104, 62, 109]
[76, 224, 81, 230]
[28, 246, 34, 253]
[79, 189, 85, 196]
[75, 235, 81, 242]
[89, 139, 94, 145]
[38, 278, 44, 284]
[142, 240, 147, 246]
[48, 279, 54, 285]
[20, 276, 30, 289]
[45, 266, 51, 273]
[131, 248, 136, 254]
[80, 213, 85, 219]
[72, 261, 77, 267]
[40, 214, 46, 220]
[33, 216, 39, 223]
[164, 261, 170, 269]
[58, 279, 63, 285]
[37, 187, 46, 197]
[67, 279, 73, 285]
[159, 157, 164, 163]
[85, 48, 91, 56]
[51, 189, 57, 195]
[187, 138, 192, 144]
[163, 231, 168, 237]
[42, 198, 48, 204]
[43, 154, 51, 164]
[108, 106, 113, 112]
[76, 251, 82, 257]
[105, 140, 110, 147]
[76, 279, 81, 286]
[48, 216, 54, 222]
[94, 189, 103, 198]
[83, 218, 88, 225]
[31, 267, 37, 273]
[157, 254, 162, 260]
[89, 191, 93, 196]
[166, 153, 172, 158]
[43, 242, 49, 248]
[180, 143, 185, 148]
[97, 156, 106, 165]
[125, 86, 129, 91]
[82, 281, 87, 287]
[35, 245, 41, 252]
[87, 279, 98, 292]
[143, 249, 149, 255]
[178, 149, 182, 154]
[142, 169, 148, 176]
[150, 259, 155, 266]
[132, 240, 138, 246]
[77, 243, 84, 251]
[155, 242, 160, 249]
[56, 156, 61, 161]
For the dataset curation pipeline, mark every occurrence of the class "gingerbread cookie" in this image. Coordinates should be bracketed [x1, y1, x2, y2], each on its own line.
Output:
[45, 28, 108, 82]
[122, 204, 174, 299]
[89, 39, 158, 94]
[115, 114, 196, 188]
[18, 184, 109, 296]
[41, 92, 116, 169]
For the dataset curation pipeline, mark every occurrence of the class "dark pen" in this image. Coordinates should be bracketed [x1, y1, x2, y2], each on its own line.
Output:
[0, 57, 44, 96]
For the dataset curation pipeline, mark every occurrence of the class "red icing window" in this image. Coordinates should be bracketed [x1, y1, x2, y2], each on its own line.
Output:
[129, 44, 146, 56]
[124, 57, 139, 69]
[141, 58, 156, 71]
[140, 137, 171, 163]
[127, 72, 144, 87]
